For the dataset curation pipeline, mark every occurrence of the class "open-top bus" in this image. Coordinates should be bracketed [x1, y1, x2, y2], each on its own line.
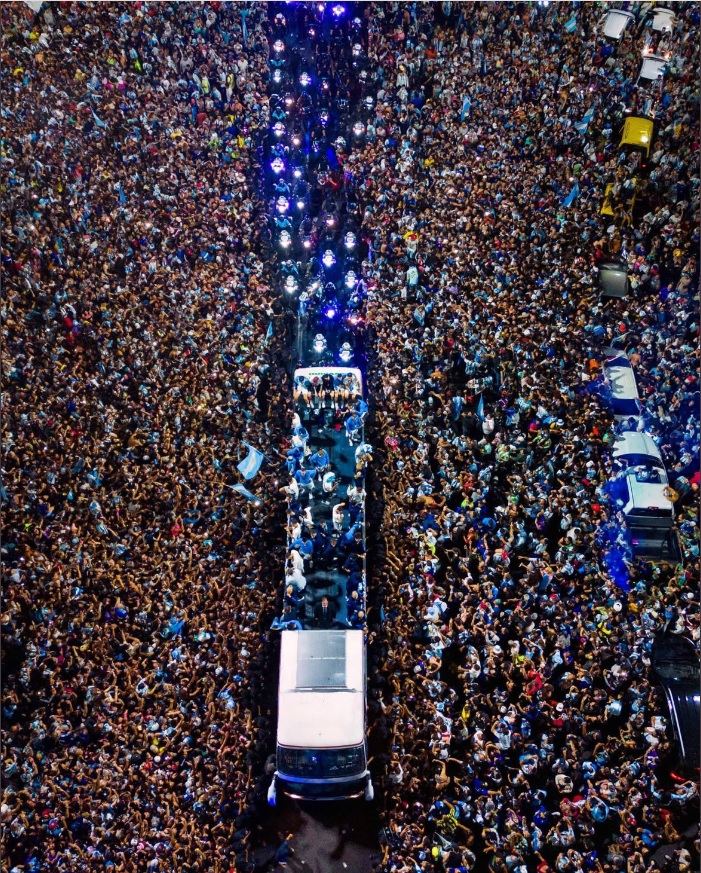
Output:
[268, 364, 372, 804]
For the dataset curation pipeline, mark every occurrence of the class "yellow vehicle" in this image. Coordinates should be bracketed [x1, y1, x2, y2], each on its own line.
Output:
[601, 183, 616, 217]
[620, 116, 654, 157]
[601, 182, 637, 219]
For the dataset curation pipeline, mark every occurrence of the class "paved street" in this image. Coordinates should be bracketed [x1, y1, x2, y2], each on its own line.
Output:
[253, 799, 380, 873]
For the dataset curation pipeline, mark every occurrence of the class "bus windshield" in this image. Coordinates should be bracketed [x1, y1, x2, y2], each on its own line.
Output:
[278, 744, 366, 780]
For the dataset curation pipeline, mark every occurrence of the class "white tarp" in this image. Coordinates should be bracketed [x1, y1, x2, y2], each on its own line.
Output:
[23, 1, 43, 11]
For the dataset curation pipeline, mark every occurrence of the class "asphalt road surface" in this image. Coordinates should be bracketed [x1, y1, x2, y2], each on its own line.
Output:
[253, 797, 380, 873]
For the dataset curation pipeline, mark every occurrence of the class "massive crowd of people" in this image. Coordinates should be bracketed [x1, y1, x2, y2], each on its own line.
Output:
[2, 4, 290, 872]
[358, 3, 700, 872]
[1, 3, 699, 873]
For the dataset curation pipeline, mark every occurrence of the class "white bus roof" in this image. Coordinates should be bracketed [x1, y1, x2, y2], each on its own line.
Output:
[278, 630, 365, 749]
[613, 431, 664, 464]
[294, 366, 363, 393]
[604, 356, 640, 400]
[602, 9, 635, 39]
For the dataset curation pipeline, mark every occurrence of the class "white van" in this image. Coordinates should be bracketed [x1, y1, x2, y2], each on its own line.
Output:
[603, 355, 642, 420]
[649, 7, 676, 33]
[601, 9, 636, 40]
[638, 53, 668, 87]
[611, 432, 675, 530]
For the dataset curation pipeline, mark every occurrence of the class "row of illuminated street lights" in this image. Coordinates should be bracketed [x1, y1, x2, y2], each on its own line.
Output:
[265, 3, 367, 365]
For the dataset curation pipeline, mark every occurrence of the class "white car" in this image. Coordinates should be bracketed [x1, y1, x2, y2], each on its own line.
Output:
[601, 9, 636, 40]
[637, 53, 669, 87]
[611, 432, 675, 531]
[650, 7, 676, 33]
[603, 355, 641, 421]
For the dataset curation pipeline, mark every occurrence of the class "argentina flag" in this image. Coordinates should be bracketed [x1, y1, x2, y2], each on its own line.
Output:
[563, 182, 580, 208]
[229, 483, 264, 504]
[237, 443, 265, 480]
[91, 107, 107, 128]
[574, 106, 595, 135]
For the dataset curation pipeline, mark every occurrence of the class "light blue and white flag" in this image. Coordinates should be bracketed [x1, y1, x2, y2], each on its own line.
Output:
[264, 321, 273, 344]
[564, 14, 578, 33]
[574, 105, 595, 135]
[91, 107, 107, 128]
[563, 182, 580, 208]
[460, 94, 472, 121]
[237, 443, 265, 480]
[229, 483, 263, 504]
[476, 394, 485, 421]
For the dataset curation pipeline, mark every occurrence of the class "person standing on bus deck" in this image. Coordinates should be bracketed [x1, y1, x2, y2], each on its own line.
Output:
[346, 589, 363, 624]
[355, 442, 373, 477]
[285, 564, 306, 593]
[321, 371, 336, 406]
[314, 595, 337, 629]
[289, 531, 314, 564]
[332, 500, 347, 532]
[284, 585, 303, 617]
[321, 471, 338, 501]
[340, 524, 364, 555]
[285, 445, 304, 475]
[293, 465, 316, 492]
[346, 480, 366, 523]
[292, 422, 310, 452]
[309, 446, 330, 474]
[355, 396, 369, 419]
[345, 410, 362, 444]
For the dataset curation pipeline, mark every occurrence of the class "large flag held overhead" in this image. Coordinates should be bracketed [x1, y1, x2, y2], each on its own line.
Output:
[476, 394, 485, 421]
[229, 483, 263, 504]
[574, 106, 595, 135]
[91, 107, 107, 129]
[564, 14, 578, 33]
[563, 182, 580, 208]
[237, 443, 265, 480]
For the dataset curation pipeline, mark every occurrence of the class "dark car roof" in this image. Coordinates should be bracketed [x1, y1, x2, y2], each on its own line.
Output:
[664, 685, 701, 768]
[652, 633, 700, 769]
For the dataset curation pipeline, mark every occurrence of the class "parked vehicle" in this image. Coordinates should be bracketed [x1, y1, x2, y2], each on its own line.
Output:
[597, 259, 631, 299]
[603, 355, 642, 420]
[651, 632, 700, 772]
[649, 7, 676, 33]
[637, 53, 668, 88]
[601, 9, 636, 40]
[619, 116, 654, 157]
[610, 432, 676, 556]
